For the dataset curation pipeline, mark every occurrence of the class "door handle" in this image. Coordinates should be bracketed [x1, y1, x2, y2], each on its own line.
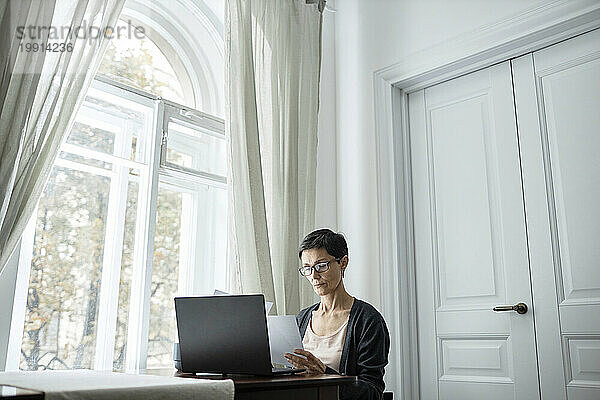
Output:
[493, 302, 528, 314]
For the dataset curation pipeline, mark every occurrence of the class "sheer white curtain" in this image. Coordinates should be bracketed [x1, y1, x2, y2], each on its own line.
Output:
[226, 0, 323, 314]
[0, 0, 125, 273]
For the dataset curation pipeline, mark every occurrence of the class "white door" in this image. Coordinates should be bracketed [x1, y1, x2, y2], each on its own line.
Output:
[409, 61, 540, 400]
[513, 28, 600, 400]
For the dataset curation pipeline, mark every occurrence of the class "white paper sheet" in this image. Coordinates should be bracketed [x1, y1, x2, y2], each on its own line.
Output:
[267, 315, 304, 368]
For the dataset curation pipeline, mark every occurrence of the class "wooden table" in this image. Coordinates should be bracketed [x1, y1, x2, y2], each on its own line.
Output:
[145, 369, 356, 400]
[0, 386, 43, 400]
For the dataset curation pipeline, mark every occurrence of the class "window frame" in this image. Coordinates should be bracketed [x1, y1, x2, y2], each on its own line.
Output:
[7, 76, 227, 372]
[161, 101, 227, 187]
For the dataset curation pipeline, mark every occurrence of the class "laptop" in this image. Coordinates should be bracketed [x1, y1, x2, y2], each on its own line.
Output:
[174, 294, 305, 376]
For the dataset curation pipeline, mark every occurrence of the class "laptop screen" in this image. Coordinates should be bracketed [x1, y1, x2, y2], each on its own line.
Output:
[175, 294, 273, 375]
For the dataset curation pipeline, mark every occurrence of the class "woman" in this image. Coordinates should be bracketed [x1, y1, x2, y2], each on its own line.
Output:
[284, 229, 390, 400]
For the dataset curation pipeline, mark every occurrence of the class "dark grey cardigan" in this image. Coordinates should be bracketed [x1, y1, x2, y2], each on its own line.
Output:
[296, 299, 390, 400]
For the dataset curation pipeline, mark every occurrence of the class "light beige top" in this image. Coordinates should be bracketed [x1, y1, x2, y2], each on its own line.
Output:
[302, 314, 350, 371]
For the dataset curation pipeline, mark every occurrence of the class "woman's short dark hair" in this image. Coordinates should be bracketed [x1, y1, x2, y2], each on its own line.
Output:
[298, 229, 348, 260]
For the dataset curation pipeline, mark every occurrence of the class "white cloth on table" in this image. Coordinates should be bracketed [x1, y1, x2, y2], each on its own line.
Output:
[0, 370, 234, 400]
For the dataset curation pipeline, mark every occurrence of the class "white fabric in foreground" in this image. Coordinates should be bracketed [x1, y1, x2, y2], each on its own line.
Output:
[0, 0, 124, 273]
[0, 370, 234, 400]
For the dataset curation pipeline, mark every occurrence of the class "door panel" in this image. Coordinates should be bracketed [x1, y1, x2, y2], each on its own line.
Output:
[514, 28, 600, 400]
[410, 61, 540, 400]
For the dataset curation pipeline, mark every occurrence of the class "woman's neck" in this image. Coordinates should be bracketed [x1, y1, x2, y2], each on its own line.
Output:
[319, 283, 354, 313]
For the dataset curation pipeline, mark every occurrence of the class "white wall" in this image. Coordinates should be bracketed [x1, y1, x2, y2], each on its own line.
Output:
[333, 0, 563, 308]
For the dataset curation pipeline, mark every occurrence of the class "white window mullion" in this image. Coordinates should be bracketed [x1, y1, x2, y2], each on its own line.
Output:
[93, 125, 132, 371]
[54, 158, 116, 179]
[160, 166, 226, 189]
[125, 100, 163, 372]
[60, 143, 146, 171]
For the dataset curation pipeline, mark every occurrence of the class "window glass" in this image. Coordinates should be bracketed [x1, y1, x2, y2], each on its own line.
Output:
[146, 179, 227, 369]
[66, 120, 115, 155]
[193, 184, 228, 292]
[147, 184, 186, 368]
[112, 178, 140, 371]
[165, 121, 227, 177]
[17, 10, 226, 373]
[71, 88, 151, 163]
[98, 19, 190, 107]
[19, 85, 150, 371]
[21, 167, 110, 370]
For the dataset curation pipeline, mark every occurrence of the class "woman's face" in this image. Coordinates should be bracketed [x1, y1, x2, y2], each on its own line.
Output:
[300, 247, 347, 297]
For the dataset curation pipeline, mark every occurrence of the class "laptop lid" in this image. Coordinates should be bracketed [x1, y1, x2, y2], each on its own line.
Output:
[174, 294, 273, 375]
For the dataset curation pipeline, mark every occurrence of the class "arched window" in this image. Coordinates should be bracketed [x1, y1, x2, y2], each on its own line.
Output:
[13, 0, 226, 372]
[103, 0, 225, 116]
[98, 19, 191, 106]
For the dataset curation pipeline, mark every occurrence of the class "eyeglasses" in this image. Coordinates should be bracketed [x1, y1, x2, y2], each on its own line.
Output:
[298, 258, 341, 276]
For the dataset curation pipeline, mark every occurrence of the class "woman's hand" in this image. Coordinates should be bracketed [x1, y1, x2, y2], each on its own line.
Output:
[284, 349, 327, 374]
